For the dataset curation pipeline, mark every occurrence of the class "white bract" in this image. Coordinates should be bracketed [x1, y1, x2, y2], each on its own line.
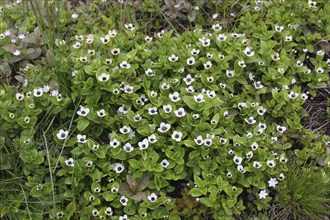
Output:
[158, 122, 171, 133]
[98, 73, 110, 82]
[233, 156, 243, 165]
[57, 129, 69, 140]
[174, 108, 186, 117]
[171, 131, 183, 142]
[77, 106, 90, 117]
[147, 193, 158, 202]
[65, 158, 74, 167]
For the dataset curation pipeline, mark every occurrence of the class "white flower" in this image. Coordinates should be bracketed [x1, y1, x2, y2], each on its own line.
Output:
[56, 129, 69, 140]
[65, 158, 74, 167]
[86, 35, 94, 44]
[119, 214, 129, 220]
[280, 156, 288, 163]
[258, 123, 267, 130]
[56, 211, 64, 219]
[157, 30, 165, 38]
[18, 34, 25, 39]
[237, 165, 246, 173]
[171, 131, 183, 142]
[113, 163, 125, 173]
[275, 25, 284, 32]
[271, 53, 280, 61]
[33, 88, 43, 97]
[77, 106, 90, 117]
[316, 67, 324, 74]
[206, 90, 216, 98]
[77, 134, 87, 143]
[308, 0, 317, 7]
[120, 61, 131, 69]
[98, 73, 110, 82]
[147, 193, 158, 202]
[191, 48, 200, 55]
[204, 61, 212, 69]
[148, 134, 157, 143]
[267, 160, 275, 168]
[163, 104, 172, 113]
[4, 30, 11, 36]
[124, 23, 134, 30]
[110, 138, 120, 148]
[118, 105, 128, 114]
[212, 24, 222, 31]
[212, 13, 219, 19]
[226, 70, 235, 78]
[233, 156, 243, 165]
[186, 86, 195, 93]
[243, 47, 255, 56]
[238, 60, 246, 67]
[259, 190, 268, 199]
[86, 160, 93, 167]
[123, 143, 134, 152]
[16, 92, 24, 100]
[168, 54, 178, 62]
[217, 34, 227, 41]
[254, 81, 264, 89]
[301, 93, 308, 100]
[108, 29, 117, 37]
[194, 94, 205, 103]
[227, 172, 232, 178]
[111, 48, 120, 55]
[288, 91, 299, 99]
[13, 50, 21, 56]
[97, 109, 106, 117]
[105, 207, 113, 216]
[268, 178, 278, 188]
[92, 209, 99, 217]
[73, 42, 81, 49]
[71, 13, 78, 19]
[158, 122, 171, 133]
[285, 36, 292, 42]
[279, 173, 285, 181]
[251, 142, 259, 151]
[276, 125, 287, 133]
[161, 82, 170, 90]
[187, 57, 195, 65]
[192, 114, 199, 119]
[253, 161, 262, 169]
[183, 74, 194, 85]
[204, 138, 212, 147]
[138, 138, 149, 150]
[145, 36, 153, 41]
[199, 37, 211, 47]
[120, 125, 131, 134]
[246, 151, 253, 158]
[148, 106, 158, 115]
[194, 135, 204, 145]
[257, 106, 266, 115]
[245, 116, 256, 124]
[219, 138, 227, 144]
[43, 85, 50, 93]
[174, 107, 186, 117]
[169, 92, 180, 102]
[145, 68, 153, 76]
[119, 196, 128, 206]
[161, 159, 169, 168]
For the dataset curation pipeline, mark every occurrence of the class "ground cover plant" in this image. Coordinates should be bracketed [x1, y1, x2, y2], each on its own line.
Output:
[0, 0, 329, 219]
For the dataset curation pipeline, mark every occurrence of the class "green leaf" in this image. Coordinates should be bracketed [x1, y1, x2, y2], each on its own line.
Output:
[77, 118, 89, 131]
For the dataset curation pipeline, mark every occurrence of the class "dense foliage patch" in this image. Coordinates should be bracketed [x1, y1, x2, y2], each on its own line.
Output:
[0, 0, 329, 219]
